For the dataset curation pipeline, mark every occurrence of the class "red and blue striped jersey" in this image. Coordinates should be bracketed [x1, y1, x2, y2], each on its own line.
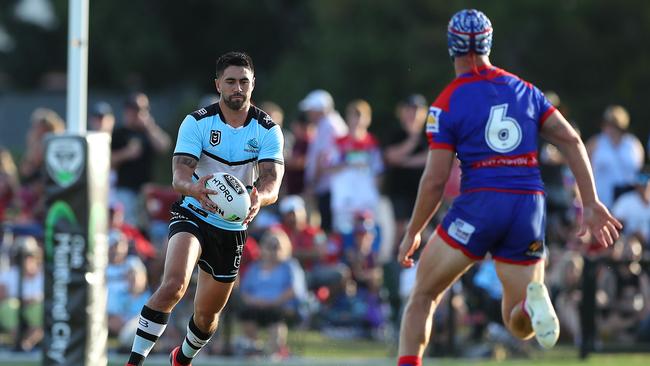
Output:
[426, 66, 555, 193]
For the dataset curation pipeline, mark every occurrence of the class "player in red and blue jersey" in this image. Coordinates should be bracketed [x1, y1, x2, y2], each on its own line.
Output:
[396, 9, 622, 366]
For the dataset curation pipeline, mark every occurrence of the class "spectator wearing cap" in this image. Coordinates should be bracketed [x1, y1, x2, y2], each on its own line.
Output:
[277, 195, 345, 289]
[587, 105, 644, 208]
[89, 101, 119, 204]
[111, 92, 171, 225]
[89, 101, 115, 134]
[612, 172, 650, 246]
[382, 95, 430, 240]
[381, 95, 431, 331]
[301, 89, 347, 232]
[278, 195, 325, 270]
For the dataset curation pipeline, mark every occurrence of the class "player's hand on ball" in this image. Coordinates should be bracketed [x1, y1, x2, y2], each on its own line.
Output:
[397, 231, 422, 268]
[194, 174, 219, 213]
[243, 186, 260, 225]
[579, 200, 622, 248]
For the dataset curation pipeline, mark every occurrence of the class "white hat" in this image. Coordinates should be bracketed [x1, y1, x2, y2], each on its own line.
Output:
[298, 89, 334, 112]
[279, 195, 306, 214]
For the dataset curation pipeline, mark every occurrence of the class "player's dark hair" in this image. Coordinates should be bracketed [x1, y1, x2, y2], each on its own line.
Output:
[216, 51, 254, 78]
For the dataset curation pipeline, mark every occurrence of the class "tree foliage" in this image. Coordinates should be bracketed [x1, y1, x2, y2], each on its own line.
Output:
[2, 0, 650, 140]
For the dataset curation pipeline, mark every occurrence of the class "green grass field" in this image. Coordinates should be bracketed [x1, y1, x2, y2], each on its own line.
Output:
[1, 353, 649, 366]
[0, 330, 648, 365]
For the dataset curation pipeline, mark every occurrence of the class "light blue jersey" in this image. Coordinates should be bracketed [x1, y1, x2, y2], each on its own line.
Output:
[173, 103, 284, 230]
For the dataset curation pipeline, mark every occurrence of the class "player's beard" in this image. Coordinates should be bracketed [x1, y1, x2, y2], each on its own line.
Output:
[223, 93, 247, 111]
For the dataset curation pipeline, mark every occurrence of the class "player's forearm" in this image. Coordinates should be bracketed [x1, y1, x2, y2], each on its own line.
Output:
[172, 168, 196, 196]
[171, 155, 198, 196]
[406, 178, 444, 236]
[255, 163, 285, 206]
[558, 139, 598, 205]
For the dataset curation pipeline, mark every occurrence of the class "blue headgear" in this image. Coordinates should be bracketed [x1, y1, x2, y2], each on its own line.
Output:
[447, 9, 493, 58]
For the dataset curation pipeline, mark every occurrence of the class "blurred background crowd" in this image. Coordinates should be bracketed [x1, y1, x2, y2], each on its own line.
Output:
[1, 0, 650, 361]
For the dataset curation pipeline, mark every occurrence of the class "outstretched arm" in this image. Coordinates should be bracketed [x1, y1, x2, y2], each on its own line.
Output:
[397, 149, 454, 267]
[244, 161, 285, 224]
[540, 110, 622, 247]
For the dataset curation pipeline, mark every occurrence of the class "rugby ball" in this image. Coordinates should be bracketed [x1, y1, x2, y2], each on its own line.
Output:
[205, 172, 251, 222]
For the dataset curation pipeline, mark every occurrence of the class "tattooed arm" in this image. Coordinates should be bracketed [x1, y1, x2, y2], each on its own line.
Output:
[243, 161, 285, 224]
[171, 155, 218, 213]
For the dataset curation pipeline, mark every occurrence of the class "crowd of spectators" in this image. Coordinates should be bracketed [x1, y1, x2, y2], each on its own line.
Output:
[0, 89, 649, 360]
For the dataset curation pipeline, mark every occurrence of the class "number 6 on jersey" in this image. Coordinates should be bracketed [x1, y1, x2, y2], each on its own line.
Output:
[485, 103, 522, 153]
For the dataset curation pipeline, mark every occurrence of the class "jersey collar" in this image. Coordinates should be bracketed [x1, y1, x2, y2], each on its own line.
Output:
[215, 103, 255, 128]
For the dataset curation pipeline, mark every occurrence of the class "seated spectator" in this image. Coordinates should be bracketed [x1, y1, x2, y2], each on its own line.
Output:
[612, 172, 650, 246]
[142, 183, 180, 249]
[314, 269, 386, 340]
[110, 202, 156, 262]
[236, 228, 307, 359]
[0, 236, 44, 351]
[341, 212, 386, 339]
[0, 147, 20, 222]
[277, 195, 346, 290]
[107, 257, 151, 351]
[343, 212, 382, 291]
[106, 229, 139, 319]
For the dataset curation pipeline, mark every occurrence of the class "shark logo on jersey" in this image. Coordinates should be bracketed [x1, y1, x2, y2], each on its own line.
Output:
[426, 107, 441, 134]
[245, 138, 259, 153]
[210, 130, 221, 146]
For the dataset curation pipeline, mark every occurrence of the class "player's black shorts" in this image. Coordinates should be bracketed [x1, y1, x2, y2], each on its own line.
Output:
[168, 202, 247, 283]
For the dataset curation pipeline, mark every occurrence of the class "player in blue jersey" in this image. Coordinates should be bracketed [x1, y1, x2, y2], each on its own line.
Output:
[396, 10, 621, 366]
[125, 52, 284, 366]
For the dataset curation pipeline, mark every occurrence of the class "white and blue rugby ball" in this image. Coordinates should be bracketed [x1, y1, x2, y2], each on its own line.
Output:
[205, 172, 251, 222]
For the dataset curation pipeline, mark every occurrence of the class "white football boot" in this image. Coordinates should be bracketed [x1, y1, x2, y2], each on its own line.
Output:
[525, 281, 560, 349]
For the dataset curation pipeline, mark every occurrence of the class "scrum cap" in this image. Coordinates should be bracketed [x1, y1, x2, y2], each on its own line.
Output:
[447, 9, 493, 58]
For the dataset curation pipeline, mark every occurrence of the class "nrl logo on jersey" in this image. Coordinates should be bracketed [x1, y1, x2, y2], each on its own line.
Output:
[426, 106, 441, 134]
[245, 138, 259, 153]
[210, 130, 221, 146]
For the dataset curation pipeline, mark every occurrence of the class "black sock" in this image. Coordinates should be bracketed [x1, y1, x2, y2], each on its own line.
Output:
[127, 305, 170, 366]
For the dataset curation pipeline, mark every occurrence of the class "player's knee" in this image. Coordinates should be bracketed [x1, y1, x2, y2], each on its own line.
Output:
[156, 278, 187, 304]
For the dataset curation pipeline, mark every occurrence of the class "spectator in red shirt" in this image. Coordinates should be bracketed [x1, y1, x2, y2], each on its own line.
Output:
[110, 202, 157, 261]
[277, 195, 347, 290]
